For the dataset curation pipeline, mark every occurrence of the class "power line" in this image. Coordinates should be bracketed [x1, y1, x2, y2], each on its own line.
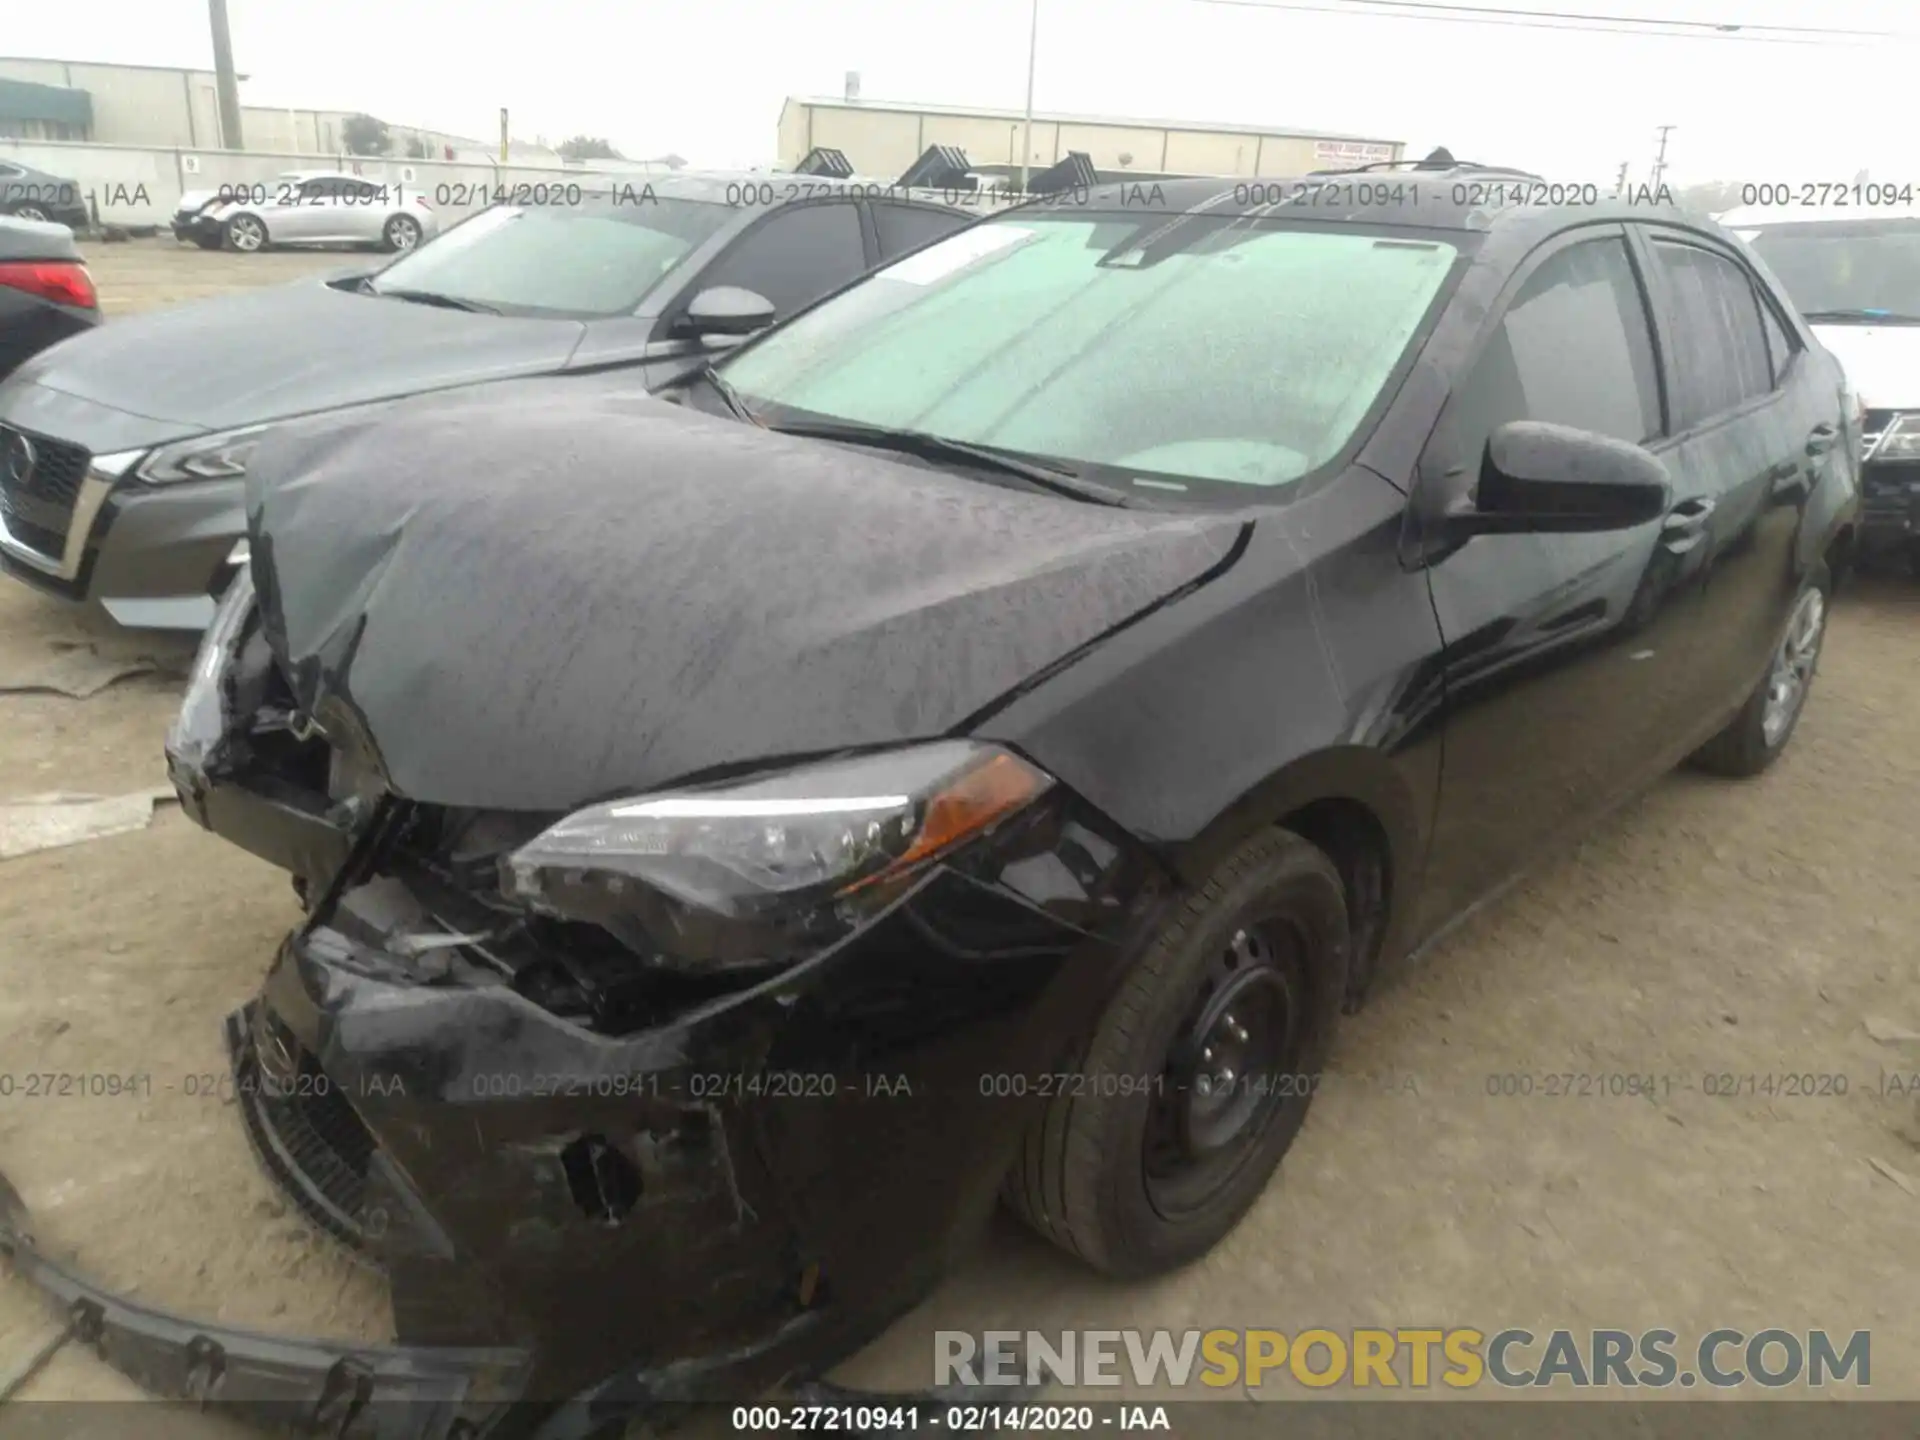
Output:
[1218, 0, 1900, 37]
[1188, 0, 1908, 45]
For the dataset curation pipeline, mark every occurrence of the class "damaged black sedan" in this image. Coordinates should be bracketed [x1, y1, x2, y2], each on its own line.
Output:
[3, 172, 1859, 1436]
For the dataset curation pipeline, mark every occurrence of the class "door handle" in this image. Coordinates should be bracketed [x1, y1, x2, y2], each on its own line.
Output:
[1806, 423, 1839, 457]
[1662, 497, 1715, 534]
[1661, 496, 1715, 553]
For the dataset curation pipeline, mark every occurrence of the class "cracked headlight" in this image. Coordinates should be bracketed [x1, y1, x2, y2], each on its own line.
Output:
[501, 741, 1054, 971]
[137, 425, 273, 484]
[166, 563, 256, 770]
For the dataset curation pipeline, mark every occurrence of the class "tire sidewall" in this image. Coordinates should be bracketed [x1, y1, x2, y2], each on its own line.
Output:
[1749, 565, 1832, 762]
[1068, 834, 1348, 1274]
[224, 214, 265, 252]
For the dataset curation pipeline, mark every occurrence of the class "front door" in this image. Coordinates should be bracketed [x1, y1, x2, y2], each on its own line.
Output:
[1410, 225, 1704, 932]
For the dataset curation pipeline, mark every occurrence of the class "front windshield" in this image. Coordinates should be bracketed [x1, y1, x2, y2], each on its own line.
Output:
[1740, 218, 1920, 319]
[720, 212, 1460, 504]
[369, 198, 733, 318]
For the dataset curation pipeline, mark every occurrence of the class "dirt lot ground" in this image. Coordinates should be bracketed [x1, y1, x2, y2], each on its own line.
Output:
[1, 240, 1916, 1427]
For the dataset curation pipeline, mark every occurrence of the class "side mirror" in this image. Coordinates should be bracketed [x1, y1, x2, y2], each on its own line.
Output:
[677, 286, 775, 340]
[1450, 421, 1671, 535]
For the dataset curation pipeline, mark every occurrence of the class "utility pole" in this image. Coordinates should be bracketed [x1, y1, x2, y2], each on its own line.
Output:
[1614, 161, 1629, 194]
[208, 0, 245, 150]
[1650, 125, 1675, 191]
[1018, 0, 1039, 197]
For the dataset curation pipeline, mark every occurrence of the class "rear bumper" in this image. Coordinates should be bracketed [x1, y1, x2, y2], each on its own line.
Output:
[0, 1170, 531, 1438]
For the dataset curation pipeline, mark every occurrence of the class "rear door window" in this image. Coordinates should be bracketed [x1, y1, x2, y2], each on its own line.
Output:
[873, 203, 971, 260]
[1758, 293, 1798, 386]
[1649, 240, 1775, 427]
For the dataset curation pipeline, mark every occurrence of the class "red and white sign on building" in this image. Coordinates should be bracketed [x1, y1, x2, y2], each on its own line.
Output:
[1311, 139, 1400, 168]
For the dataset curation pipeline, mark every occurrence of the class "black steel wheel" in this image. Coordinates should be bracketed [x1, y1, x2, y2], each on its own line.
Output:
[1005, 827, 1349, 1277]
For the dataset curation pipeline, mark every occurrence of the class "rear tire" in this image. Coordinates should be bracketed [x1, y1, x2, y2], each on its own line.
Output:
[8, 203, 51, 224]
[1688, 566, 1830, 778]
[1005, 828, 1348, 1277]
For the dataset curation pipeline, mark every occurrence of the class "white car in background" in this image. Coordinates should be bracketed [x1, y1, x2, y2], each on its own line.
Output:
[1722, 203, 1920, 571]
[171, 170, 440, 254]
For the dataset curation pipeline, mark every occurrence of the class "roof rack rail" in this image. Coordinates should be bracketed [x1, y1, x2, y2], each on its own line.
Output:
[793, 147, 855, 178]
[1309, 146, 1540, 180]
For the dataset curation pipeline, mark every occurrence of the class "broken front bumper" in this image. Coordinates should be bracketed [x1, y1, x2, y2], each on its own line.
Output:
[0, 1170, 530, 1438]
[26, 795, 1162, 1431]
[221, 826, 1158, 1413]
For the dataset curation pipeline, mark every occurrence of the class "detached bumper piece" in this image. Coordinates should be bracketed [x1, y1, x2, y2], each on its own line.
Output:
[0, 1172, 531, 1440]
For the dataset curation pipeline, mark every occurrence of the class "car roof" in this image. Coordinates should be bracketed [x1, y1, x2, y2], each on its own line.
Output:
[569, 169, 972, 214]
[1717, 203, 1920, 229]
[1015, 169, 1706, 238]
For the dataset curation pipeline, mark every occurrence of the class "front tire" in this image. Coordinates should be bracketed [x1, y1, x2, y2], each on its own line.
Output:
[223, 213, 267, 252]
[8, 203, 51, 224]
[1005, 828, 1348, 1277]
[1688, 567, 1830, 777]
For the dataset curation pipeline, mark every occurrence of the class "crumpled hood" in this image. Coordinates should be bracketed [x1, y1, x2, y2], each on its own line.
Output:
[1813, 323, 1920, 411]
[4, 278, 585, 439]
[245, 377, 1246, 812]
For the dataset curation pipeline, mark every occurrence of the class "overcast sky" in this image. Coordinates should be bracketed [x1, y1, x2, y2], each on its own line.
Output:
[10, 0, 1919, 181]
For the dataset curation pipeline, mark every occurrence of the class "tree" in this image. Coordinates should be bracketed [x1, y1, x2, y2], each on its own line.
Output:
[559, 135, 623, 162]
[341, 113, 392, 157]
[403, 135, 431, 160]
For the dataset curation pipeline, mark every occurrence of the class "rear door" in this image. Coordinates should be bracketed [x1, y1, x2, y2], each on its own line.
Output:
[336, 179, 389, 244]
[1631, 225, 1814, 738]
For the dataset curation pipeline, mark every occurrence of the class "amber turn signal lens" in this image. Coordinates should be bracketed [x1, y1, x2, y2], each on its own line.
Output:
[839, 750, 1050, 894]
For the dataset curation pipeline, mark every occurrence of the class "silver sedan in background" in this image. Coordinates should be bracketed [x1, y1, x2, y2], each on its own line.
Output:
[172, 171, 441, 254]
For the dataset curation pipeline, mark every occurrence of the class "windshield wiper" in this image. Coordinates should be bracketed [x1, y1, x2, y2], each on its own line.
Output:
[373, 287, 502, 315]
[763, 420, 1136, 508]
[1802, 307, 1920, 325]
[694, 363, 761, 426]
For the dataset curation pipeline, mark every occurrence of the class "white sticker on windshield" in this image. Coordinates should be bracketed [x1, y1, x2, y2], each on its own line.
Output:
[881, 225, 1037, 285]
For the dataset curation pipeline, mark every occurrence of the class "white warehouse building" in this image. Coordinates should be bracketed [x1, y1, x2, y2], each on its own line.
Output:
[777, 96, 1403, 181]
